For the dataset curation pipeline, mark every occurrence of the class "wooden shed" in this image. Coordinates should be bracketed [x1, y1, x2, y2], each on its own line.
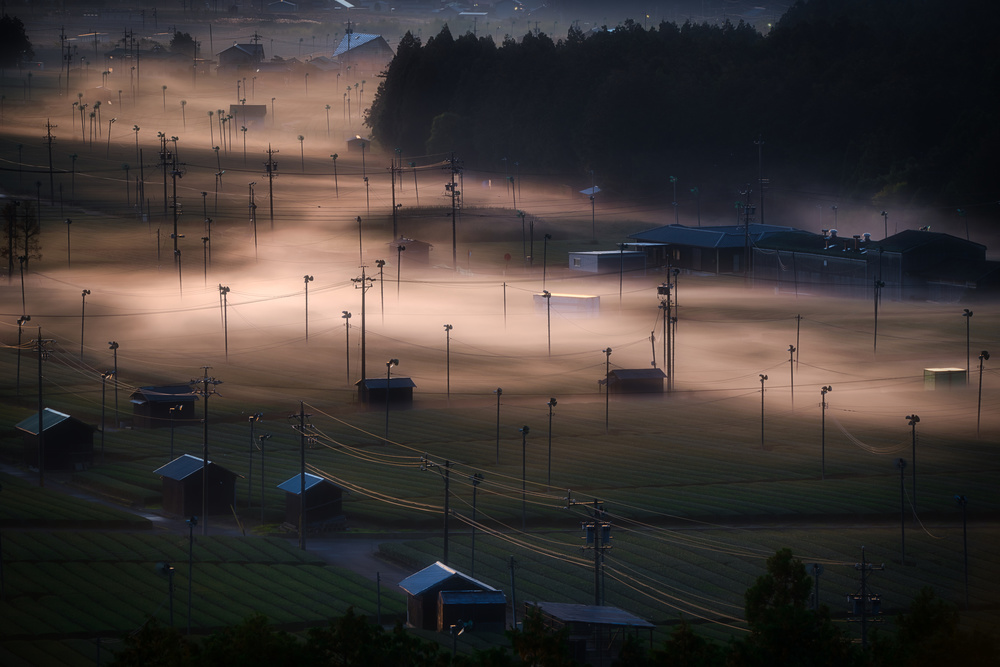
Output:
[356, 377, 416, 406]
[153, 454, 238, 517]
[130, 385, 198, 429]
[607, 369, 667, 394]
[16, 408, 94, 471]
[399, 561, 505, 632]
[277, 473, 345, 529]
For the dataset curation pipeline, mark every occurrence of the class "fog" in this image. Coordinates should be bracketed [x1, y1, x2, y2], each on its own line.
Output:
[0, 10, 996, 448]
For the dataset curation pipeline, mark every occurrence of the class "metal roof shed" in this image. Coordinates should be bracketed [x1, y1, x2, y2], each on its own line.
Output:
[399, 561, 499, 631]
[528, 601, 654, 664]
[608, 368, 667, 394]
[129, 385, 198, 428]
[356, 377, 416, 406]
[16, 408, 95, 471]
[277, 473, 345, 530]
[153, 454, 238, 517]
[438, 590, 507, 633]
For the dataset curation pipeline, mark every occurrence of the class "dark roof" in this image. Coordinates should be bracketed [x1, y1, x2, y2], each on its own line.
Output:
[439, 590, 507, 605]
[218, 43, 265, 59]
[610, 369, 667, 381]
[877, 229, 987, 254]
[629, 223, 804, 249]
[358, 377, 417, 390]
[398, 561, 497, 597]
[333, 34, 392, 57]
[15, 408, 80, 434]
[130, 385, 198, 404]
[277, 472, 336, 494]
[154, 454, 211, 481]
[567, 250, 646, 257]
[531, 601, 654, 628]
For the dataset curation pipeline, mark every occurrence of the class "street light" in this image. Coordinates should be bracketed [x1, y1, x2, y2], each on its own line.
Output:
[80, 290, 90, 358]
[963, 309, 973, 383]
[519, 425, 530, 531]
[978, 351, 990, 436]
[247, 412, 263, 508]
[100, 370, 113, 463]
[169, 405, 181, 459]
[546, 398, 557, 488]
[420, 456, 452, 565]
[542, 233, 552, 290]
[385, 359, 398, 444]
[341, 311, 351, 385]
[759, 374, 768, 449]
[396, 244, 406, 298]
[303, 275, 314, 340]
[788, 344, 796, 406]
[443, 324, 453, 402]
[896, 457, 907, 564]
[65, 219, 72, 267]
[16, 315, 30, 397]
[906, 414, 919, 518]
[156, 562, 175, 626]
[542, 290, 552, 356]
[820, 386, 832, 479]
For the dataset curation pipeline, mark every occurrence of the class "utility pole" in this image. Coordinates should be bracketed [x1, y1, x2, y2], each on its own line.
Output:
[568, 492, 612, 606]
[446, 153, 460, 270]
[351, 267, 375, 382]
[847, 546, 884, 650]
[292, 401, 312, 550]
[264, 144, 278, 230]
[190, 367, 222, 536]
[45, 119, 57, 209]
[33, 330, 53, 488]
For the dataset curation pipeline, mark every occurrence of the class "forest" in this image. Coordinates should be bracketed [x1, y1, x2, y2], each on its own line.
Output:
[366, 0, 999, 209]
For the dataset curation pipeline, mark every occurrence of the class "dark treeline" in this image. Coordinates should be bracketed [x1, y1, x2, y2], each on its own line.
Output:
[367, 0, 999, 209]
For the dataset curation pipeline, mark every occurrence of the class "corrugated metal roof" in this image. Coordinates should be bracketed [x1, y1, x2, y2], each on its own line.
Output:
[359, 377, 417, 390]
[398, 561, 498, 597]
[15, 408, 73, 434]
[531, 601, 655, 628]
[153, 454, 209, 481]
[439, 590, 507, 605]
[333, 34, 386, 57]
[629, 223, 803, 249]
[277, 472, 326, 494]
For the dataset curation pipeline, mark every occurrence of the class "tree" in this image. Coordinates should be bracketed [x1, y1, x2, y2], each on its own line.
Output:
[1, 200, 41, 273]
[0, 15, 33, 68]
[170, 31, 197, 58]
[107, 619, 194, 667]
[197, 613, 305, 667]
[508, 605, 577, 667]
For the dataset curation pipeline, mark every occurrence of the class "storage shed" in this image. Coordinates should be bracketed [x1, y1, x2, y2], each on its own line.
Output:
[130, 385, 198, 428]
[567, 250, 646, 275]
[527, 601, 654, 665]
[153, 454, 238, 517]
[277, 473, 345, 529]
[923, 368, 966, 389]
[399, 561, 505, 631]
[607, 369, 667, 394]
[16, 408, 94, 470]
[356, 377, 416, 406]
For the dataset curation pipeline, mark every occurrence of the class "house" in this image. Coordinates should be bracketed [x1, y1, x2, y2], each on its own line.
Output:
[628, 223, 806, 274]
[130, 385, 198, 429]
[333, 32, 394, 78]
[526, 601, 654, 664]
[277, 472, 345, 530]
[356, 377, 416, 406]
[153, 454, 238, 517]
[399, 561, 506, 631]
[217, 43, 265, 75]
[606, 369, 667, 394]
[16, 408, 94, 470]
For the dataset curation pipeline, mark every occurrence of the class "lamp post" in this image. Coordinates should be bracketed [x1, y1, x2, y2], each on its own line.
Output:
[376, 259, 386, 323]
[385, 359, 398, 444]
[519, 425, 529, 531]
[259, 433, 270, 524]
[420, 456, 452, 565]
[543, 290, 552, 356]
[356, 215, 363, 264]
[978, 351, 990, 436]
[16, 315, 30, 396]
[186, 515, 197, 634]
[820, 386, 831, 479]
[603, 348, 612, 433]
[108, 342, 119, 427]
[670, 175, 678, 224]
[330, 154, 339, 197]
[443, 324, 453, 402]
[881, 210, 888, 238]
[546, 398, 557, 488]
[963, 309, 973, 383]
[955, 495, 969, 608]
[906, 414, 919, 518]
[396, 244, 405, 297]
[303, 275, 314, 340]
[494, 388, 502, 464]
[788, 344, 796, 406]
[342, 311, 351, 384]
[80, 290, 90, 358]
[759, 374, 768, 449]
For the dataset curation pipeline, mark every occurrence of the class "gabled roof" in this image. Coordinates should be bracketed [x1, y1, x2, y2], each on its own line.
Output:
[277, 472, 330, 494]
[398, 561, 497, 597]
[154, 454, 211, 481]
[877, 229, 987, 254]
[333, 34, 391, 57]
[15, 408, 77, 434]
[218, 43, 265, 59]
[530, 601, 654, 628]
[130, 385, 198, 404]
[629, 223, 805, 249]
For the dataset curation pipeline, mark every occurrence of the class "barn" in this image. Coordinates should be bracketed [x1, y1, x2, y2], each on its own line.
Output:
[398, 561, 506, 632]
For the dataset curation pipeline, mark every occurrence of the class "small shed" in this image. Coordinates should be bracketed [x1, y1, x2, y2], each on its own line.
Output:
[608, 369, 667, 394]
[438, 590, 507, 633]
[527, 601, 654, 665]
[568, 250, 646, 275]
[229, 104, 267, 126]
[346, 136, 369, 153]
[130, 385, 198, 429]
[923, 368, 966, 389]
[16, 408, 95, 470]
[388, 237, 434, 265]
[532, 292, 601, 317]
[153, 454, 238, 517]
[356, 377, 416, 406]
[399, 561, 505, 631]
[277, 472, 345, 529]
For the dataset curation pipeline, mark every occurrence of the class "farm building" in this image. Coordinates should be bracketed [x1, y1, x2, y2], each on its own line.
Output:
[526, 601, 654, 665]
[567, 250, 647, 275]
[399, 561, 506, 632]
[357, 377, 416, 406]
[277, 473, 346, 530]
[16, 408, 94, 470]
[606, 369, 667, 394]
[130, 385, 198, 429]
[346, 136, 370, 153]
[153, 454, 238, 517]
[388, 238, 434, 265]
